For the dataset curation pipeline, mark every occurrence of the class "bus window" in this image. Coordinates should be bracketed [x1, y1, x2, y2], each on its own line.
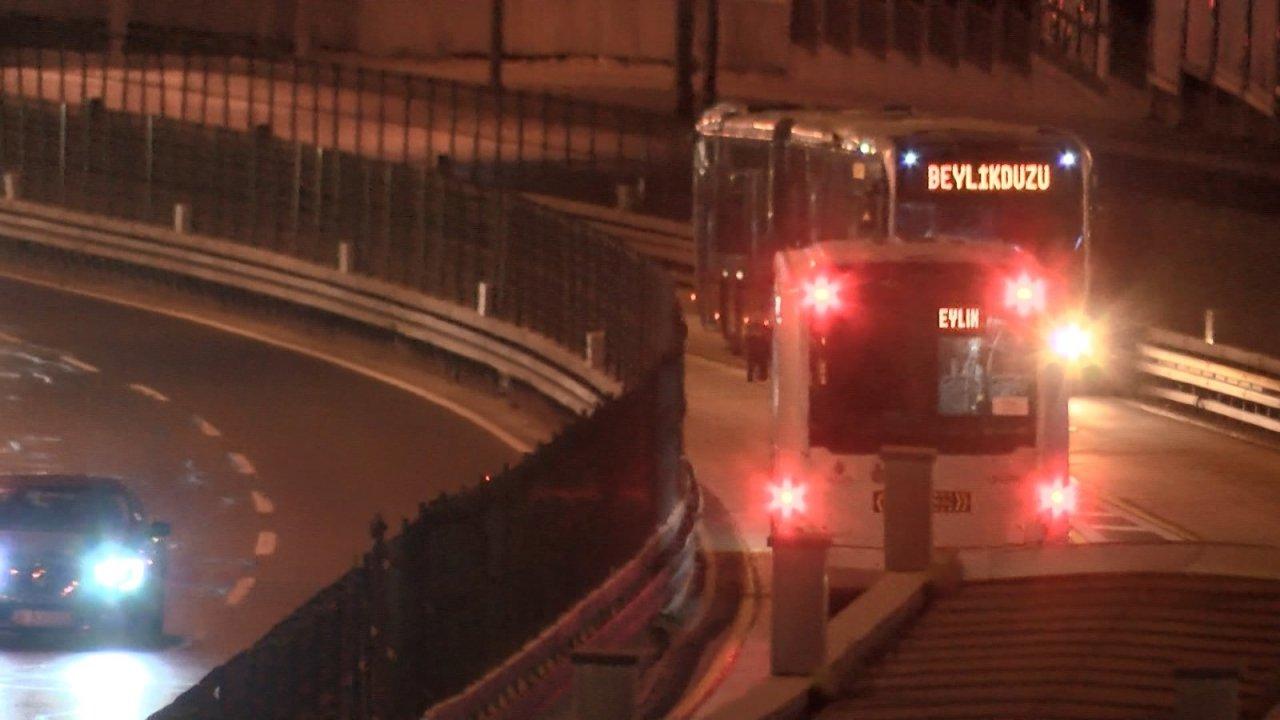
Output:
[711, 139, 771, 258]
[937, 328, 1034, 417]
[808, 150, 885, 243]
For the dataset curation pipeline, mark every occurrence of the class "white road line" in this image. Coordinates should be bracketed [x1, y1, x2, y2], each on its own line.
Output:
[0, 270, 532, 452]
[1097, 498, 1193, 541]
[128, 383, 170, 402]
[249, 489, 274, 514]
[59, 354, 99, 373]
[228, 452, 256, 476]
[225, 576, 256, 606]
[254, 531, 278, 556]
[193, 415, 223, 438]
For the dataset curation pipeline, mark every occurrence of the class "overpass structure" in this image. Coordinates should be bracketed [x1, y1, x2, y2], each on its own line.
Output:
[0, 13, 1276, 720]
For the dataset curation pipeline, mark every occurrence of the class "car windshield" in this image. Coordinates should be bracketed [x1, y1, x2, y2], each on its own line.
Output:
[0, 486, 132, 532]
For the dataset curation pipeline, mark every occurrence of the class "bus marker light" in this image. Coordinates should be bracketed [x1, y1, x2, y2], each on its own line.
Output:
[1059, 150, 1077, 168]
[802, 276, 842, 315]
[1038, 477, 1078, 518]
[1004, 273, 1046, 317]
[768, 477, 808, 520]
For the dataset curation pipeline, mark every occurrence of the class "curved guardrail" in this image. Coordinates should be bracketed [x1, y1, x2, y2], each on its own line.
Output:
[0, 197, 620, 414]
[1137, 327, 1280, 434]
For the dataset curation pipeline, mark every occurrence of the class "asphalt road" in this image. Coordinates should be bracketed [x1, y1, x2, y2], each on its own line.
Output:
[0, 277, 520, 719]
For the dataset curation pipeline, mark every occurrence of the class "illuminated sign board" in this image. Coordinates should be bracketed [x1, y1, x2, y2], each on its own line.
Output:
[927, 163, 1052, 192]
[938, 307, 982, 330]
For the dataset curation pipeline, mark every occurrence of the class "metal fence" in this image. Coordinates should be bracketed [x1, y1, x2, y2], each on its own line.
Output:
[0, 80, 687, 718]
[0, 43, 692, 214]
[0, 94, 679, 379]
[789, 0, 1106, 81]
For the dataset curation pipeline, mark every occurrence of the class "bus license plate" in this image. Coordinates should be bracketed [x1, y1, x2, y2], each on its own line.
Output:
[872, 490, 972, 513]
[12, 609, 74, 628]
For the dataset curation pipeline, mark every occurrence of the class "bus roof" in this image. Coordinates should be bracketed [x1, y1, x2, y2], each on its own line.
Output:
[776, 239, 1036, 275]
[697, 103, 1086, 154]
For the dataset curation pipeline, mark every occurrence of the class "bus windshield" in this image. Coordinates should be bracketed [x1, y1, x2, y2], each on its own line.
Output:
[808, 264, 1037, 454]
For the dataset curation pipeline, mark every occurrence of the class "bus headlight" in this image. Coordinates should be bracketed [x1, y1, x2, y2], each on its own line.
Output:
[1049, 321, 1094, 364]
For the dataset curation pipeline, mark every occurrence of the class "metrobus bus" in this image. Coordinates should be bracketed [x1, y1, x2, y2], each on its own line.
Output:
[693, 104, 1095, 361]
[769, 240, 1076, 553]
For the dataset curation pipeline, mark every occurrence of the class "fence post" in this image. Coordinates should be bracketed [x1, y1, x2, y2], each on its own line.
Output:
[338, 241, 352, 273]
[1204, 309, 1215, 345]
[769, 529, 830, 676]
[881, 445, 936, 572]
[144, 115, 155, 218]
[173, 203, 192, 234]
[2, 172, 18, 201]
[586, 330, 606, 369]
[477, 280, 489, 316]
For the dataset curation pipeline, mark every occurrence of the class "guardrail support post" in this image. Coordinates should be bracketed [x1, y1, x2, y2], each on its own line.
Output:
[1174, 667, 1239, 720]
[1204, 309, 1215, 345]
[769, 529, 831, 676]
[881, 446, 936, 572]
[586, 330, 606, 369]
[477, 281, 489, 316]
[337, 242, 352, 274]
[570, 647, 640, 720]
[173, 203, 192, 235]
[2, 172, 18, 201]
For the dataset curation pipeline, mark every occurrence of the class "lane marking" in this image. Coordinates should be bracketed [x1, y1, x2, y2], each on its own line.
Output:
[254, 531, 277, 556]
[225, 576, 256, 606]
[228, 452, 256, 476]
[128, 383, 170, 402]
[249, 489, 274, 514]
[193, 415, 223, 438]
[59, 354, 99, 373]
[0, 270, 532, 453]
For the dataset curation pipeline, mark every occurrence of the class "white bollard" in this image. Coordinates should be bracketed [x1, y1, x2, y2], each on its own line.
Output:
[769, 529, 830, 676]
[1174, 667, 1239, 720]
[476, 281, 489, 317]
[881, 446, 936, 572]
[571, 647, 639, 720]
[173, 203, 192, 234]
[2, 172, 18, 201]
[1204, 309, 1215, 346]
[586, 330, 606, 369]
[337, 242, 352, 274]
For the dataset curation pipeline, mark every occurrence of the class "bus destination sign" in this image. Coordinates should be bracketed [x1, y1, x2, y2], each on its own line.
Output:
[927, 163, 1052, 192]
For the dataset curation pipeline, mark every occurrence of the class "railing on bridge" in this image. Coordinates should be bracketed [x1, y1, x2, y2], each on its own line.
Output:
[0, 41, 691, 214]
[790, 0, 1106, 83]
[0, 68, 690, 719]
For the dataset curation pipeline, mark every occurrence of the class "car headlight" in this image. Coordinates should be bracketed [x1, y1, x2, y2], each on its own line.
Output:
[1048, 321, 1094, 364]
[87, 547, 148, 594]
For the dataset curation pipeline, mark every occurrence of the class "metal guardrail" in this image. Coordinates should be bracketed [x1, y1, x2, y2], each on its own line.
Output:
[1136, 327, 1280, 434]
[0, 80, 688, 718]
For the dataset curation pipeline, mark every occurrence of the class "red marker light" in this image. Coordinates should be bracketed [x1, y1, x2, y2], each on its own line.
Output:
[802, 276, 842, 315]
[1004, 273, 1046, 317]
[1038, 477, 1078, 518]
[767, 477, 808, 520]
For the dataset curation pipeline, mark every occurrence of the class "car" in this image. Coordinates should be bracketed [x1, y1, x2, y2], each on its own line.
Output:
[0, 474, 170, 642]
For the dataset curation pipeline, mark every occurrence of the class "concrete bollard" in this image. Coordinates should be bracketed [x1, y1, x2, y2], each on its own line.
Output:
[2, 172, 18, 201]
[769, 530, 831, 676]
[586, 330, 606, 369]
[476, 281, 489, 317]
[173, 203, 192, 234]
[570, 647, 640, 720]
[337, 242, 352, 274]
[1174, 667, 1239, 720]
[881, 446, 936, 572]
